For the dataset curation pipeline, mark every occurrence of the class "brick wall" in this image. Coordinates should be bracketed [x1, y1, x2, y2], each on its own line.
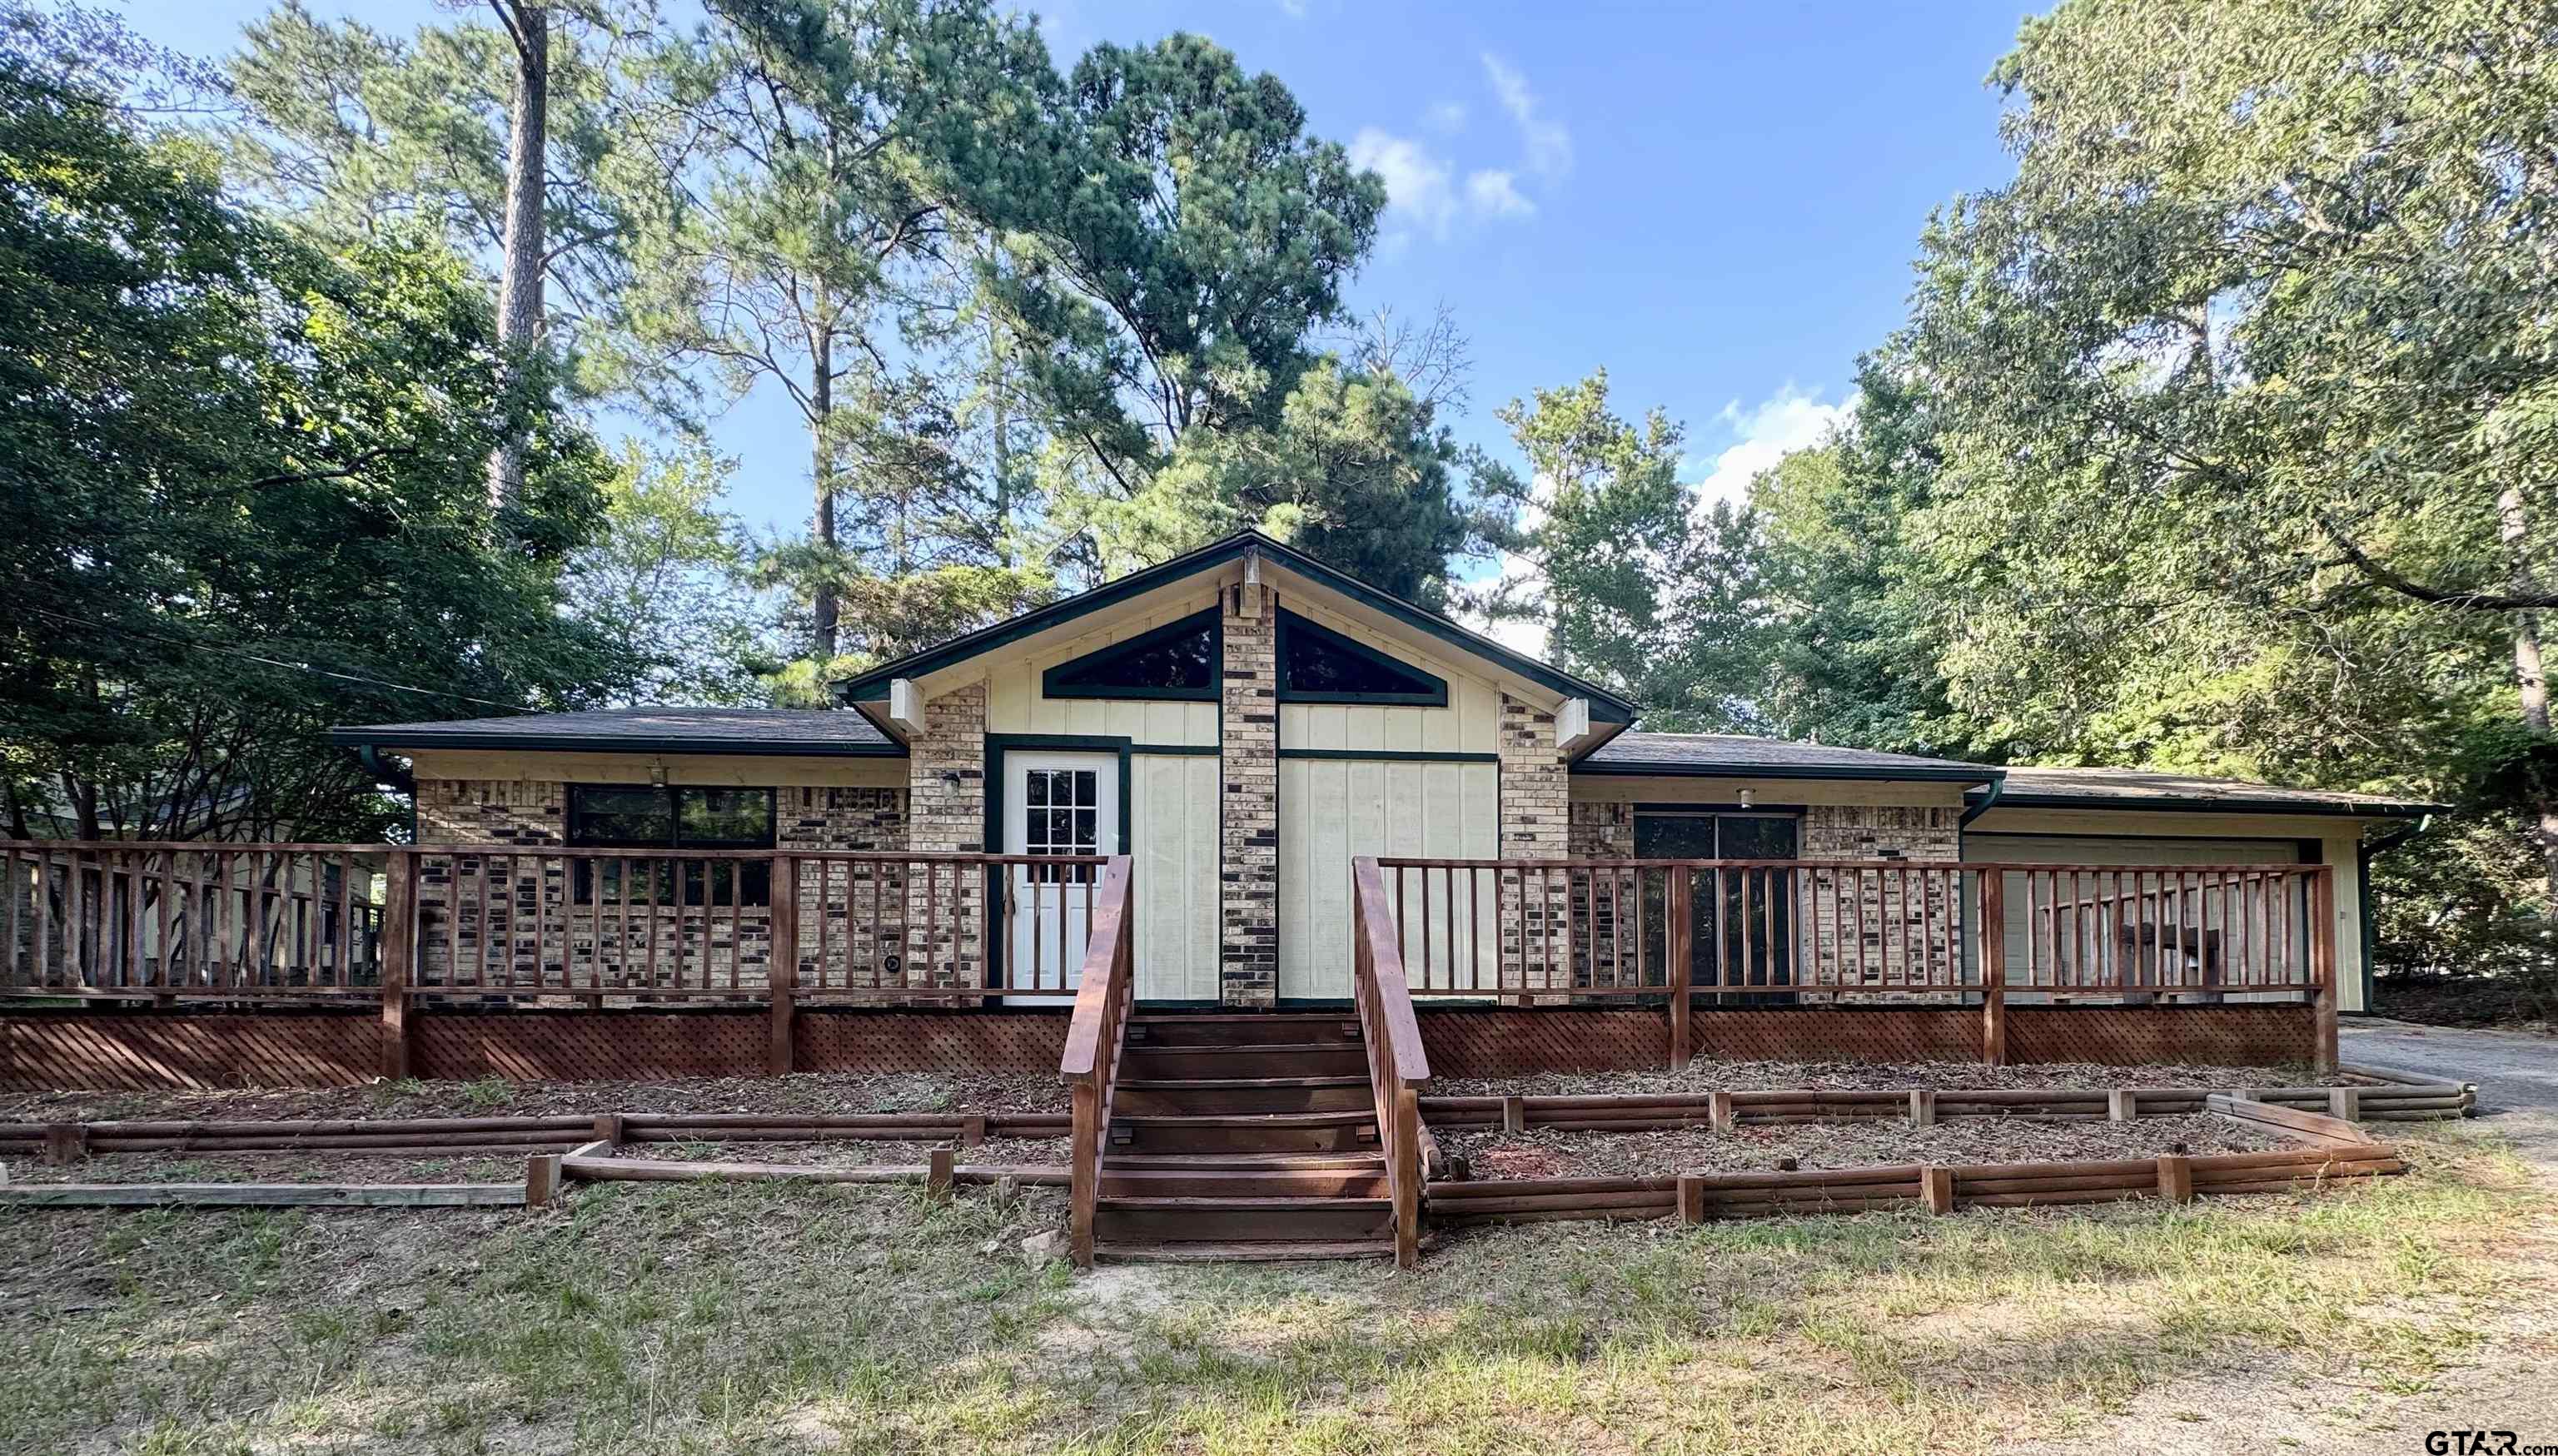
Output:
[1799, 804, 1963, 996]
[1220, 583, 1278, 1006]
[409, 776, 911, 996]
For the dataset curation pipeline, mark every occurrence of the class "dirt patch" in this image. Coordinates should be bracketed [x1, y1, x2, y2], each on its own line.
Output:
[1439, 1113, 2297, 1180]
[1434, 1058, 2334, 1097]
[0, 1069, 1067, 1124]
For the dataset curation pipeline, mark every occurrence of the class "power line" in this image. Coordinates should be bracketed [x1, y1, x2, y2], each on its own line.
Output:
[20, 604, 531, 713]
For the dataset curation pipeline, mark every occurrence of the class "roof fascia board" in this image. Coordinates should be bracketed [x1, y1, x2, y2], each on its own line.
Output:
[1572, 760, 2003, 785]
[325, 728, 908, 758]
[837, 531, 1640, 720]
[1979, 790, 2438, 818]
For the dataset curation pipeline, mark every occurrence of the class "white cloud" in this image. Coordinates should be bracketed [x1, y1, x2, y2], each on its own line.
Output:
[1481, 53, 1572, 181]
[1350, 127, 1458, 241]
[1277, 0, 1307, 16]
[1465, 169, 1535, 219]
[1690, 385, 1858, 510]
[1425, 100, 1468, 134]
[1350, 129, 1539, 245]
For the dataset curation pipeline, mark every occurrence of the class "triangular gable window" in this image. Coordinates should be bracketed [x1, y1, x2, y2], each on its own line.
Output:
[1277, 609, 1448, 705]
[1042, 610, 1219, 700]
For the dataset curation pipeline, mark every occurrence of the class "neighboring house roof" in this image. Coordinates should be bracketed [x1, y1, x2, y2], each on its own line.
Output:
[831, 530, 1643, 725]
[329, 707, 904, 757]
[1978, 766, 2441, 819]
[1573, 732, 2002, 783]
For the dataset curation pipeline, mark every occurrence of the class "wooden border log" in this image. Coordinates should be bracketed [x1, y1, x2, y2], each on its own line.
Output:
[1434, 1204, 1677, 1225]
[2206, 1093, 2375, 1147]
[525, 1154, 563, 1207]
[1920, 1165, 1953, 1213]
[86, 1131, 589, 1154]
[565, 1155, 926, 1184]
[0, 1182, 524, 1207]
[1910, 1091, 1936, 1128]
[62, 1116, 594, 1138]
[42, 1125, 88, 1165]
[1428, 1175, 1675, 1199]
[927, 1145, 955, 1200]
[1956, 1187, 2152, 1208]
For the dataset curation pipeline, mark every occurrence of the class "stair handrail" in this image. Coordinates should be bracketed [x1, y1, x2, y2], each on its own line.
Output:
[1060, 855, 1137, 1269]
[1350, 855, 1430, 1268]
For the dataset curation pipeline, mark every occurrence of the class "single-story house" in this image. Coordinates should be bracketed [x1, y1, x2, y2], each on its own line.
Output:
[331, 530, 2436, 1017]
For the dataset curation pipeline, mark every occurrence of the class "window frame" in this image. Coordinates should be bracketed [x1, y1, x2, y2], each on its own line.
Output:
[565, 783, 777, 907]
[1039, 609, 1222, 702]
[1273, 609, 1450, 707]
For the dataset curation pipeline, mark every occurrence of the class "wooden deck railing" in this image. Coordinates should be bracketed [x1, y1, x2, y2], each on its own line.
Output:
[5, 841, 1117, 1075]
[1350, 856, 1429, 1267]
[1374, 857, 2339, 1070]
[1059, 856, 1136, 1268]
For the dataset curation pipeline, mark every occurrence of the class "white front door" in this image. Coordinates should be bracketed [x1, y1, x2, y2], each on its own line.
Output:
[1003, 752, 1119, 997]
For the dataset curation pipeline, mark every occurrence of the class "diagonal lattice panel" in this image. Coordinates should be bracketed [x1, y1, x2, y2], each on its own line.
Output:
[0, 1011, 381, 1090]
[2005, 1006, 2313, 1066]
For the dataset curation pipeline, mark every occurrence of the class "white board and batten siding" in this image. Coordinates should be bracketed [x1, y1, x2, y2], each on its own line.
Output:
[1274, 602, 1507, 1000]
[978, 586, 1221, 1002]
[1129, 753, 1219, 1001]
[1278, 758, 1498, 999]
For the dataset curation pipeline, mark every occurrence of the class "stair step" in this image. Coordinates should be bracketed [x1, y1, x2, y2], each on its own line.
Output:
[1114, 1075, 1371, 1115]
[1092, 1195, 1395, 1243]
[1092, 1239, 1399, 1265]
[1127, 1014, 1363, 1047]
[1112, 1110, 1378, 1154]
[1100, 1167, 1388, 1198]
[1120, 1043, 1370, 1080]
[1107, 1151, 1386, 1171]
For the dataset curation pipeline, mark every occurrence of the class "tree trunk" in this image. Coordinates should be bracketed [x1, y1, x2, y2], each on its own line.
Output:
[2500, 483, 2558, 907]
[486, 2, 550, 514]
[810, 327, 839, 664]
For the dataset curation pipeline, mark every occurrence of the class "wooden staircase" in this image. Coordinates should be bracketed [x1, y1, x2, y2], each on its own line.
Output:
[1090, 1013, 1402, 1264]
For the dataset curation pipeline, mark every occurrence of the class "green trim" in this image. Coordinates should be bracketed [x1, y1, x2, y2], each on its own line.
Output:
[981, 734, 1137, 994]
[1977, 791, 2436, 818]
[1039, 609, 1221, 703]
[1132, 743, 1222, 756]
[1575, 761, 2003, 785]
[836, 530, 1639, 721]
[326, 728, 907, 758]
[1273, 609, 1448, 706]
[1277, 748, 1497, 763]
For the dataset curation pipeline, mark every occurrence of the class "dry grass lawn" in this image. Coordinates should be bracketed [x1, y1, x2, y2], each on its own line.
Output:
[4, 1121, 2551, 1455]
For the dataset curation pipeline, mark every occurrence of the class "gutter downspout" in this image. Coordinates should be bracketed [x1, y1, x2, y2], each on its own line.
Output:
[1957, 773, 2007, 832]
[2356, 813, 2433, 1015]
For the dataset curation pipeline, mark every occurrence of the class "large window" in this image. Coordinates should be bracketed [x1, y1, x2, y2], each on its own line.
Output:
[1042, 611, 1219, 700]
[1635, 809, 1800, 992]
[1275, 609, 1448, 705]
[566, 784, 775, 905]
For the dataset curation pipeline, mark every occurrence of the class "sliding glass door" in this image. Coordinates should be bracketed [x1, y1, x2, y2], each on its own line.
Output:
[1635, 810, 1799, 995]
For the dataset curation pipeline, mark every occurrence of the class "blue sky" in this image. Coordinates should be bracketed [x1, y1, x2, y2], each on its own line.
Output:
[122, 0, 2026, 556]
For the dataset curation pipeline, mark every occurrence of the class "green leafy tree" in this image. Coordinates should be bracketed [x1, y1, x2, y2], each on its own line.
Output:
[568, 441, 776, 705]
[0, 21, 633, 839]
[970, 35, 1391, 576]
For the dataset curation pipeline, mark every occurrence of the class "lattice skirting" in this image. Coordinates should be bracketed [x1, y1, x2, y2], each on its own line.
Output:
[2, 1003, 2316, 1090]
[0, 1008, 1077, 1089]
[2005, 1006, 2313, 1067]
[0, 1011, 383, 1091]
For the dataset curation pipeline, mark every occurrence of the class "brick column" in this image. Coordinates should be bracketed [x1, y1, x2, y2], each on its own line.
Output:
[1498, 695, 1571, 996]
[1220, 582, 1279, 1006]
[906, 682, 986, 988]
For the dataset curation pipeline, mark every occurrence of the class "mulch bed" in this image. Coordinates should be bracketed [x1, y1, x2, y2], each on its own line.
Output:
[0, 1071, 1070, 1125]
[1431, 1060, 2332, 1099]
[2, 1151, 529, 1185]
[1439, 1113, 2294, 1182]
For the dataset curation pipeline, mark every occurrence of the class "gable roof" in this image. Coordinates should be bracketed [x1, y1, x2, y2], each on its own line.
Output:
[330, 707, 903, 757]
[1575, 731, 2002, 783]
[833, 530, 1641, 724]
[1981, 766, 2439, 818]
